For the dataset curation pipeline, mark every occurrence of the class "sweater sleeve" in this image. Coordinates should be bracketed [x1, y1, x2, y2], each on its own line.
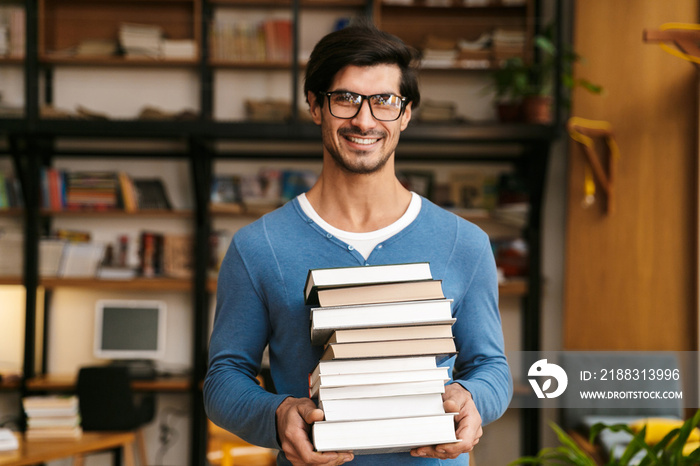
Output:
[450, 233, 513, 425]
[203, 237, 288, 449]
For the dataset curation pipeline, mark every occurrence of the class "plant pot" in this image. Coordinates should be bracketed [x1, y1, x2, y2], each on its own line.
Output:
[496, 102, 522, 123]
[522, 95, 552, 124]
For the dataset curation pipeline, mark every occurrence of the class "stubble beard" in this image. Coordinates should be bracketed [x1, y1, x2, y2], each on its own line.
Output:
[327, 127, 393, 175]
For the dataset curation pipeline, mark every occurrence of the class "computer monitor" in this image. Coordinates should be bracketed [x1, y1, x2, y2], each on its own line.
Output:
[94, 299, 167, 361]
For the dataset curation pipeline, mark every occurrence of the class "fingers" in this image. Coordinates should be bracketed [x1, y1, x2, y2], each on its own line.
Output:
[276, 397, 354, 465]
[411, 384, 483, 460]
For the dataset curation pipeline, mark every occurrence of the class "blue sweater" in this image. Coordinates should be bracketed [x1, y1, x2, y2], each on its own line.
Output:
[204, 197, 512, 465]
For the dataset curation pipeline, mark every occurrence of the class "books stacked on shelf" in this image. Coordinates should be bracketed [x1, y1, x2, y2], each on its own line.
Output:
[22, 395, 82, 441]
[492, 28, 526, 65]
[0, 5, 25, 58]
[0, 428, 18, 451]
[138, 231, 192, 278]
[65, 171, 120, 210]
[0, 227, 22, 277]
[305, 263, 460, 454]
[210, 169, 316, 214]
[209, 17, 292, 63]
[0, 172, 22, 209]
[162, 39, 196, 60]
[119, 22, 163, 59]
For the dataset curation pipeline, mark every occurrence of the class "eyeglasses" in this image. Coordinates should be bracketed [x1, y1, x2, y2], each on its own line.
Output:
[324, 91, 407, 122]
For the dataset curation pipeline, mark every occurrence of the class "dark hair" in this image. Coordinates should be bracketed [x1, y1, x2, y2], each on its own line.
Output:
[304, 20, 421, 109]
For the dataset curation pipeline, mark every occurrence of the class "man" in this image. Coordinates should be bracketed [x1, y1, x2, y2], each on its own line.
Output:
[204, 21, 512, 465]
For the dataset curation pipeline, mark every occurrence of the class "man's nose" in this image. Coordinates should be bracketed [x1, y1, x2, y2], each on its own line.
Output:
[350, 98, 377, 129]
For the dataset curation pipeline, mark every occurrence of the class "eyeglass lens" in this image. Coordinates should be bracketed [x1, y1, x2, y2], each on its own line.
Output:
[328, 92, 404, 121]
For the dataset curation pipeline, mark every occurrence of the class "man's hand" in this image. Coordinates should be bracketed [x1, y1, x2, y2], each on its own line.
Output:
[276, 396, 354, 466]
[410, 383, 483, 460]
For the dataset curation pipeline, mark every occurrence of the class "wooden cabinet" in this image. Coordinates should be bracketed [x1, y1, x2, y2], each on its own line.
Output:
[38, 0, 201, 65]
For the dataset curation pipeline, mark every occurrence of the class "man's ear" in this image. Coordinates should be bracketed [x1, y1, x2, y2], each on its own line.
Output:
[308, 91, 323, 125]
[399, 102, 412, 131]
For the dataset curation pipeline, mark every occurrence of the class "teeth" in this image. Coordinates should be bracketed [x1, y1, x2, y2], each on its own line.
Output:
[348, 136, 378, 145]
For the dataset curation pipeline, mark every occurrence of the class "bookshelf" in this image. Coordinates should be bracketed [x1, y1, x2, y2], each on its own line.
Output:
[0, 0, 561, 464]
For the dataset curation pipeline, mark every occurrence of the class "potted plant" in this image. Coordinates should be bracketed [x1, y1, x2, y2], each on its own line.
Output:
[490, 56, 530, 122]
[509, 410, 700, 465]
[490, 26, 603, 124]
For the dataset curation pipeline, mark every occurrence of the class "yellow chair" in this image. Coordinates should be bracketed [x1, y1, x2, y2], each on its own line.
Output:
[207, 421, 277, 466]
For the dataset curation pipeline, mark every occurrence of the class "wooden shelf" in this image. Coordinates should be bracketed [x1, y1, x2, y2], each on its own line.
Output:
[39, 56, 199, 67]
[26, 374, 191, 392]
[40, 277, 193, 291]
[0, 277, 24, 286]
[209, 0, 366, 6]
[40, 208, 192, 219]
[0, 208, 23, 218]
[499, 278, 527, 296]
[0, 57, 24, 65]
[209, 59, 293, 70]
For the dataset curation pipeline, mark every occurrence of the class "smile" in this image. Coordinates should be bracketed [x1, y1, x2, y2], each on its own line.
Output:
[346, 136, 379, 145]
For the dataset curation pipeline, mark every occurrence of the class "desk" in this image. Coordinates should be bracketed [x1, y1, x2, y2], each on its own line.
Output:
[26, 374, 190, 392]
[0, 432, 136, 466]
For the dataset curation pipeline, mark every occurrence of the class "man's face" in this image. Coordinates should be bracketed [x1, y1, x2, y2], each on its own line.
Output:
[308, 64, 412, 175]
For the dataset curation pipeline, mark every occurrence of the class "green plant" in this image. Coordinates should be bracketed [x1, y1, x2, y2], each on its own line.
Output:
[489, 26, 603, 107]
[509, 410, 700, 466]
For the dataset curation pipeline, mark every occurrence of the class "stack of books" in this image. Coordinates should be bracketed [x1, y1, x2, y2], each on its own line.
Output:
[305, 263, 460, 454]
[22, 395, 82, 441]
[119, 22, 163, 58]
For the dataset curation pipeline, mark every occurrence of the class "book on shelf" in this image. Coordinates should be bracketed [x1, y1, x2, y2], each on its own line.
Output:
[0, 227, 22, 277]
[312, 413, 459, 454]
[320, 337, 456, 361]
[22, 395, 79, 417]
[314, 279, 445, 308]
[304, 262, 432, 305]
[326, 323, 454, 345]
[315, 378, 448, 402]
[58, 242, 106, 278]
[310, 355, 440, 383]
[0, 428, 18, 452]
[39, 238, 67, 277]
[133, 178, 172, 210]
[319, 392, 446, 422]
[119, 22, 163, 58]
[22, 395, 82, 440]
[310, 299, 454, 345]
[309, 366, 450, 399]
[64, 171, 121, 211]
[25, 426, 83, 441]
[162, 39, 196, 59]
[96, 264, 137, 280]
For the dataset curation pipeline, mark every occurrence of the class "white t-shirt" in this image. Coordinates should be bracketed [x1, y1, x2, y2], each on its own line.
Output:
[297, 192, 422, 260]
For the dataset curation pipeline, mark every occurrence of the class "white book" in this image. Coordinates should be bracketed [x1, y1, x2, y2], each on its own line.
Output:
[310, 355, 439, 382]
[310, 366, 450, 399]
[320, 393, 446, 422]
[312, 413, 459, 453]
[58, 242, 105, 278]
[317, 379, 446, 402]
[310, 299, 454, 345]
[304, 262, 432, 304]
[0, 428, 18, 452]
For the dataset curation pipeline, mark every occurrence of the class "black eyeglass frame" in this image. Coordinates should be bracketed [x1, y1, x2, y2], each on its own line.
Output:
[322, 91, 408, 122]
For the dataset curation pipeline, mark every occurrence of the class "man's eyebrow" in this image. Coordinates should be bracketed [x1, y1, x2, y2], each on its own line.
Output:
[328, 89, 399, 95]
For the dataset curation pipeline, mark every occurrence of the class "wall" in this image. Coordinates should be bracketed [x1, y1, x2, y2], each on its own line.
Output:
[564, 0, 698, 350]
